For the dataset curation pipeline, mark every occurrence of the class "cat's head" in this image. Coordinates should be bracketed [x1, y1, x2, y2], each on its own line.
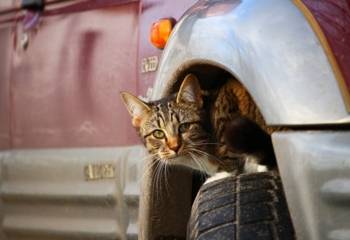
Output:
[121, 74, 210, 167]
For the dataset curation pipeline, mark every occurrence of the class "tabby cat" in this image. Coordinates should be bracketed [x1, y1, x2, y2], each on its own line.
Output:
[120, 74, 275, 177]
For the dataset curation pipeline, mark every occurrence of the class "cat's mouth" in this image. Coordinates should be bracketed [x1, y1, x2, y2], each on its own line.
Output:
[159, 151, 189, 165]
[159, 146, 186, 161]
[160, 153, 181, 161]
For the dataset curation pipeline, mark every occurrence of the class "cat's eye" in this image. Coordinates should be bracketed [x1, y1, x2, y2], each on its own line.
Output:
[153, 130, 165, 139]
[179, 123, 191, 133]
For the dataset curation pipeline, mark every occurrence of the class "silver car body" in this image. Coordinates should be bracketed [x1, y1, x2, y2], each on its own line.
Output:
[151, 0, 350, 125]
[150, 0, 350, 239]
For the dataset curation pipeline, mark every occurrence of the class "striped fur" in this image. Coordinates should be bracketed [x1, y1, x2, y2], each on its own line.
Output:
[121, 74, 274, 175]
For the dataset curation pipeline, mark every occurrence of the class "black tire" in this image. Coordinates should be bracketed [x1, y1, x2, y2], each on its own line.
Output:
[187, 172, 295, 240]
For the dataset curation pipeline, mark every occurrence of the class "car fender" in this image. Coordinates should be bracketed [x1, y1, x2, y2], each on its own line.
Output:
[151, 0, 350, 126]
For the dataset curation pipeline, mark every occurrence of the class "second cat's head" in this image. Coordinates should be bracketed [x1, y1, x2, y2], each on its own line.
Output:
[120, 74, 209, 164]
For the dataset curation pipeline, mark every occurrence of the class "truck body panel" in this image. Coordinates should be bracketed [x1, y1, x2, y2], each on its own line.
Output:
[0, 0, 196, 239]
[1, 1, 140, 149]
[148, 0, 350, 239]
[1, 0, 350, 239]
[0, 146, 145, 239]
[151, 0, 350, 125]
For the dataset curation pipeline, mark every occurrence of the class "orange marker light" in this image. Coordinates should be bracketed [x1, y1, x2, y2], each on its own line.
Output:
[150, 18, 175, 49]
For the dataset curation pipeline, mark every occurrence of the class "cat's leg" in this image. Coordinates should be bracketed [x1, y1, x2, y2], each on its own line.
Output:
[244, 163, 268, 172]
[244, 156, 268, 173]
[204, 171, 233, 184]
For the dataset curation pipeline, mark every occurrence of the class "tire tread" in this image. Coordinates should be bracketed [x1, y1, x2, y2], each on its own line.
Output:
[188, 172, 295, 240]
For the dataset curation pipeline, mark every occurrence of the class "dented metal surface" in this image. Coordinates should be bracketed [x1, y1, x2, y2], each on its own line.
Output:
[0, 1, 141, 149]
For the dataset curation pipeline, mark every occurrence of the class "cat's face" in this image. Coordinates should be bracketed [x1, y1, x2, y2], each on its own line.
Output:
[121, 74, 211, 168]
[139, 97, 207, 162]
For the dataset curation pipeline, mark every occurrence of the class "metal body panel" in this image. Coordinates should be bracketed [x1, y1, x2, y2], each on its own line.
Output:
[0, 0, 202, 149]
[301, 0, 350, 99]
[137, 0, 198, 96]
[0, 146, 145, 239]
[0, 1, 200, 239]
[151, 0, 350, 125]
[273, 132, 350, 240]
[1, 1, 140, 149]
[0, 27, 11, 149]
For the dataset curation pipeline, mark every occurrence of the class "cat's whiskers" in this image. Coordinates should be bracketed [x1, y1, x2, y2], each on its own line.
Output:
[163, 161, 171, 195]
[184, 145, 210, 171]
[191, 150, 213, 173]
[148, 156, 173, 199]
[188, 140, 222, 146]
[189, 147, 222, 163]
[122, 74, 275, 177]
[188, 152, 207, 173]
[144, 157, 166, 201]
[141, 154, 160, 181]
[187, 152, 201, 170]
[153, 160, 163, 201]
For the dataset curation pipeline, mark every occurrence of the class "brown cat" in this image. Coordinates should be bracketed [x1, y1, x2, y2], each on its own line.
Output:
[120, 74, 275, 177]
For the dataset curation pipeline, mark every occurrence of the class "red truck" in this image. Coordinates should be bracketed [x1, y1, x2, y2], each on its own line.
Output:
[1, 0, 350, 239]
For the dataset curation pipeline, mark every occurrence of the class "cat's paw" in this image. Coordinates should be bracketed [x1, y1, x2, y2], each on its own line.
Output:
[204, 171, 232, 184]
[257, 164, 268, 172]
[244, 162, 268, 173]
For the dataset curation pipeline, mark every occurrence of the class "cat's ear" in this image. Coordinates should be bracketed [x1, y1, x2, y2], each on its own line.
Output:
[120, 92, 151, 128]
[176, 74, 203, 107]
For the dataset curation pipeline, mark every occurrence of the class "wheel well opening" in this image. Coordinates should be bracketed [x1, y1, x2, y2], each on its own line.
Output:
[144, 64, 281, 239]
[169, 63, 275, 134]
[168, 64, 232, 93]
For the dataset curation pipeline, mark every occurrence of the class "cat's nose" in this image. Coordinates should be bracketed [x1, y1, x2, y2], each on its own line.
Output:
[168, 137, 180, 153]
